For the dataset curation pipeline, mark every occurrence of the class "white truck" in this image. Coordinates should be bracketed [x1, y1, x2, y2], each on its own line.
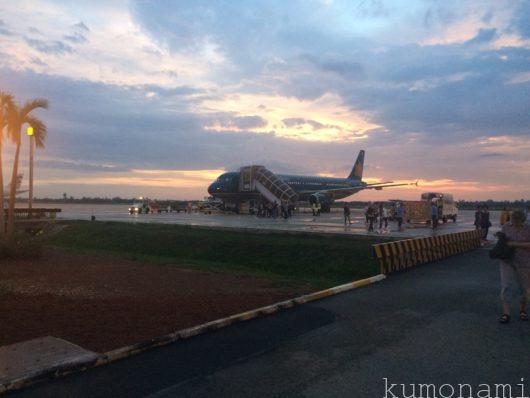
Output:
[390, 192, 458, 224]
[421, 192, 458, 223]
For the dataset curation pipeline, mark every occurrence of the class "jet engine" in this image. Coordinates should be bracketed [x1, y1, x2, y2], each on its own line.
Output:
[309, 193, 332, 212]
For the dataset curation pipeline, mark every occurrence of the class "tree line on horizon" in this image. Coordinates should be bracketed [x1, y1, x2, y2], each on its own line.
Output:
[0, 91, 48, 242]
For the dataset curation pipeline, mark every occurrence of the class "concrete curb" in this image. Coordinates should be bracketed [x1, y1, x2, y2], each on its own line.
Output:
[0, 273, 385, 395]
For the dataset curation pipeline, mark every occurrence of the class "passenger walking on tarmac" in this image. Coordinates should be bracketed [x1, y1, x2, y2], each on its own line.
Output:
[431, 201, 439, 230]
[364, 205, 369, 224]
[316, 202, 322, 216]
[474, 206, 482, 230]
[367, 206, 375, 232]
[500, 207, 511, 226]
[481, 205, 492, 240]
[378, 204, 385, 231]
[382, 206, 389, 231]
[282, 201, 289, 219]
[343, 204, 351, 225]
[311, 202, 317, 216]
[498, 210, 530, 324]
[395, 203, 404, 232]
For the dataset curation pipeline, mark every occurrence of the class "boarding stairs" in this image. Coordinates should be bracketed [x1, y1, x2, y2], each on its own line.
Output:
[239, 166, 298, 204]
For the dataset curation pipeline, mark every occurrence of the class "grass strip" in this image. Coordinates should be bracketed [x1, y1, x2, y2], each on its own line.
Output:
[50, 221, 391, 288]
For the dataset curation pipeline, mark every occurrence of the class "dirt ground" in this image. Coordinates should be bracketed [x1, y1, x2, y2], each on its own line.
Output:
[0, 248, 311, 353]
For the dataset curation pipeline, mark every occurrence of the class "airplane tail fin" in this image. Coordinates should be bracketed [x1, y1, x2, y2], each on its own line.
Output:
[348, 150, 365, 180]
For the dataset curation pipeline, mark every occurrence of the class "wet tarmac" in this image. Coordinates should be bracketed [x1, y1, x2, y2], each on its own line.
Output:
[46, 203, 500, 239]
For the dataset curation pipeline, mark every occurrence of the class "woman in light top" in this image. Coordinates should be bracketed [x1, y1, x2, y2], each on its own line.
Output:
[499, 210, 530, 323]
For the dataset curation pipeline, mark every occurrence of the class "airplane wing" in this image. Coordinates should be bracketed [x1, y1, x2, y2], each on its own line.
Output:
[306, 181, 418, 197]
[362, 181, 418, 191]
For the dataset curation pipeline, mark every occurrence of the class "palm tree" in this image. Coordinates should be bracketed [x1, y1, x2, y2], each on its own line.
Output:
[27, 114, 47, 210]
[6, 98, 48, 239]
[0, 92, 14, 238]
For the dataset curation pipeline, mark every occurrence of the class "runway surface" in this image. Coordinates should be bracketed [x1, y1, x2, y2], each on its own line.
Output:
[46, 203, 499, 239]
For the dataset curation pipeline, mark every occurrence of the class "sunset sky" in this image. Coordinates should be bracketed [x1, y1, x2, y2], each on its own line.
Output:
[0, 0, 529, 201]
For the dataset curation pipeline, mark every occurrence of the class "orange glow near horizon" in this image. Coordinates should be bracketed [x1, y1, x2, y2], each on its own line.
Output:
[31, 168, 528, 201]
[36, 169, 225, 189]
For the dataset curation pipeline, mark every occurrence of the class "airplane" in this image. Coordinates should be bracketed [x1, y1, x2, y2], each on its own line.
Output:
[207, 150, 417, 212]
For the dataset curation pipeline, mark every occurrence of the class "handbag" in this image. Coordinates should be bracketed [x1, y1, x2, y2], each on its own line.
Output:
[489, 232, 515, 260]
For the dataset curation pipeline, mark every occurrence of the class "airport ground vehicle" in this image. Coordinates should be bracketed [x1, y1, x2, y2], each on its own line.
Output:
[421, 192, 458, 222]
[128, 198, 172, 214]
[129, 198, 150, 214]
[390, 192, 458, 224]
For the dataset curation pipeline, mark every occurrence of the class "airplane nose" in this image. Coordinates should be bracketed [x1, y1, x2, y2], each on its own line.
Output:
[207, 182, 217, 195]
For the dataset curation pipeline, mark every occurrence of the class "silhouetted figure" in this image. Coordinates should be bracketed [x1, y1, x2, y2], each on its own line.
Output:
[474, 206, 482, 230]
[498, 210, 530, 324]
[431, 202, 439, 230]
[343, 204, 351, 225]
[395, 204, 404, 232]
[481, 205, 491, 240]
[367, 207, 375, 232]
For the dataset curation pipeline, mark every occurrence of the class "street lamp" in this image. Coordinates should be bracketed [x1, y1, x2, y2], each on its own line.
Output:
[27, 126, 34, 210]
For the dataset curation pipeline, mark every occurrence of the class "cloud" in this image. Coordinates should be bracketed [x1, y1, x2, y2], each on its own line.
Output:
[507, 71, 530, 84]
[139, 84, 205, 98]
[0, 1, 529, 200]
[282, 118, 337, 131]
[0, 19, 13, 36]
[465, 28, 497, 44]
[303, 54, 365, 80]
[63, 21, 90, 44]
[63, 32, 87, 44]
[478, 152, 506, 158]
[513, 1, 530, 38]
[204, 114, 268, 131]
[72, 22, 89, 32]
[24, 37, 74, 55]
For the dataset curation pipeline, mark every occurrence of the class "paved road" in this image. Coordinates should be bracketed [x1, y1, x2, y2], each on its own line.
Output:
[10, 249, 529, 398]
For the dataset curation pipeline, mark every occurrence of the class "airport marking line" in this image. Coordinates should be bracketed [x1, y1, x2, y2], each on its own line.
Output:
[0, 274, 385, 395]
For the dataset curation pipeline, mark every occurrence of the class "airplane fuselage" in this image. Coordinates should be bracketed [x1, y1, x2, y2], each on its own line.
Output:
[207, 172, 365, 202]
[206, 150, 412, 210]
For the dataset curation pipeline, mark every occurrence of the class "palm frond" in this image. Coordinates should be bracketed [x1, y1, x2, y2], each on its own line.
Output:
[5, 103, 21, 144]
[25, 115, 47, 148]
[0, 92, 14, 131]
[0, 92, 14, 110]
[20, 98, 48, 118]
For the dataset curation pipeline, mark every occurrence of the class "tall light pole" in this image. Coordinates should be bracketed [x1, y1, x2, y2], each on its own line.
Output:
[27, 126, 34, 210]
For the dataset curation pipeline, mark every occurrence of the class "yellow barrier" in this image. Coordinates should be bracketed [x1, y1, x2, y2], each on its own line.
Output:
[373, 229, 483, 274]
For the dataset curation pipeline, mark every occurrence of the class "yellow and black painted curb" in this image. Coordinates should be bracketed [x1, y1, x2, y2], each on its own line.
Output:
[0, 274, 385, 395]
[373, 229, 483, 274]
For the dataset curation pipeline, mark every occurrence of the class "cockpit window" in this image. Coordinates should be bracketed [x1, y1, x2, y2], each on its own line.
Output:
[217, 173, 233, 183]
